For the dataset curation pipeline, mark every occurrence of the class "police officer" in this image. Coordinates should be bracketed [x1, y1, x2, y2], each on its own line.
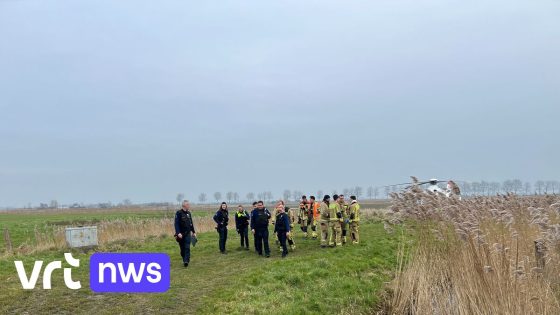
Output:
[251, 201, 271, 258]
[329, 194, 343, 247]
[213, 202, 229, 254]
[235, 205, 250, 250]
[251, 201, 258, 251]
[174, 200, 197, 267]
[319, 195, 331, 248]
[274, 206, 292, 258]
[348, 195, 361, 244]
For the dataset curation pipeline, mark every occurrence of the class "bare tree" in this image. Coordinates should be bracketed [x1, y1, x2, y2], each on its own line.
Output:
[233, 192, 239, 202]
[283, 190, 292, 201]
[461, 182, 470, 196]
[176, 193, 184, 205]
[50, 200, 59, 209]
[512, 179, 522, 194]
[489, 182, 500, 195]
[547, 180, 560, 194]
[354, 186, 363, 198]
[367, 186, 374, 199]
[545, 181, 555, 194]
[198, 193, 207, 204]
[471, 182, 480, 196]
[480, 181, 489, 196]
[523, 182, 532, 195]
[246, 192, 255, 202]
[535, 180, 545, 194]
[374, 187, 379, 199]
[384, 186, 390, 198]
[502, 180, 513, 193]
[226, 191, 234, 203]
[292, 190, 303, 202]
[265, 191, 273, 202]
[214, 192, 222, 203]
[122, 199, 132, 207]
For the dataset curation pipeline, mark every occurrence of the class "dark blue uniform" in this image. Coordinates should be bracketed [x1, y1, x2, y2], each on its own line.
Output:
[274, 212, 291, 257]
[213, 209, 229, 253]
[235, 210, 250, 249]
[174, 209, 196, 265]
[250, 208, 271, 257]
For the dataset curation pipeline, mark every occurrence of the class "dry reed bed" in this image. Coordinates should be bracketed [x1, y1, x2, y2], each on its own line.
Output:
[4, 216, 217, 257]
[384, 178, 560, 315]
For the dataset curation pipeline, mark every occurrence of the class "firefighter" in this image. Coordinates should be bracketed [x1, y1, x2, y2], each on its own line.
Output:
[329, 194, 342, 247]
[309, 196, 319, 239]
[319, 195, 331, 247]
[338, 194, 349, 244]
[348, 195, 361, 244]
[298, 202, 309, 238]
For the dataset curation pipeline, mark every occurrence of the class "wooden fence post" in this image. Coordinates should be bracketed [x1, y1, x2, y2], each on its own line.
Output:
[4, 228, 12, 254]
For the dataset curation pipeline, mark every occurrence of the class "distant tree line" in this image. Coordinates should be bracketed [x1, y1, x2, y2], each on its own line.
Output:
[27, 179, 560, 210]
[459, 180, 560, 196]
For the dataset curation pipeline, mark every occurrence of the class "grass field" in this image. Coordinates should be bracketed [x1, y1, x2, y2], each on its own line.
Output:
[0, 204, 401, 314]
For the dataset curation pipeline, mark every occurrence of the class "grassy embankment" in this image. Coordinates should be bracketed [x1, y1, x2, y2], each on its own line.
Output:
[0, 206, 402, 314]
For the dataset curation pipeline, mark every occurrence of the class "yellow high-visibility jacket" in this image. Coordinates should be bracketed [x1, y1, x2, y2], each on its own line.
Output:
[270, 207, 278, 224]
[286, 207, 296, 227]
[329, 202, 341, 222]
[298, 206, 308, 221]
[340, 202, 349, 219]
[319, 202, 330, 222]
[349, 202, 360, 222]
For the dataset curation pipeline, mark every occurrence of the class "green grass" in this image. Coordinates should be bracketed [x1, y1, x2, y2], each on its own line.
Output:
[0, 221, 402, 314]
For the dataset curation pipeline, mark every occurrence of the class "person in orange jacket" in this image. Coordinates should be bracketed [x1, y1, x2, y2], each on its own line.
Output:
[309, 196, 319, 239]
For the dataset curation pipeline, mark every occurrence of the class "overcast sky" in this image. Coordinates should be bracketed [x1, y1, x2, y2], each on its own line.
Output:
[1, 0, 559, 207]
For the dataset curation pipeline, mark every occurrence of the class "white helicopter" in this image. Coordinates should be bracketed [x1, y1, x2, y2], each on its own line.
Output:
[385, 178, 462, 198]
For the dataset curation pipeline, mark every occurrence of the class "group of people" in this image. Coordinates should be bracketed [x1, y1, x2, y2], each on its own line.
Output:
[173, 194, 361, 267]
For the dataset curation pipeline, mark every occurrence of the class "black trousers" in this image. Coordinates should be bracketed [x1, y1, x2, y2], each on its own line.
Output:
[254, 228, 270, 255]
[239, 226, 249, 248]
[217, 226, 228, 253]
[178, 233, 191, 263]
[277, 231, 288, 256]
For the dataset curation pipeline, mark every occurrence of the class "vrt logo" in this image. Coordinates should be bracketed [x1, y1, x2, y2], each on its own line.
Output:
[13, 252, 170, 293]
[90, 253, 170, 293]
[14, 253, 81, 290]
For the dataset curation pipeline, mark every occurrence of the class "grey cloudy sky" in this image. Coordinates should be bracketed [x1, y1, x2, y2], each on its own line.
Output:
[1, 0, 559, 207]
